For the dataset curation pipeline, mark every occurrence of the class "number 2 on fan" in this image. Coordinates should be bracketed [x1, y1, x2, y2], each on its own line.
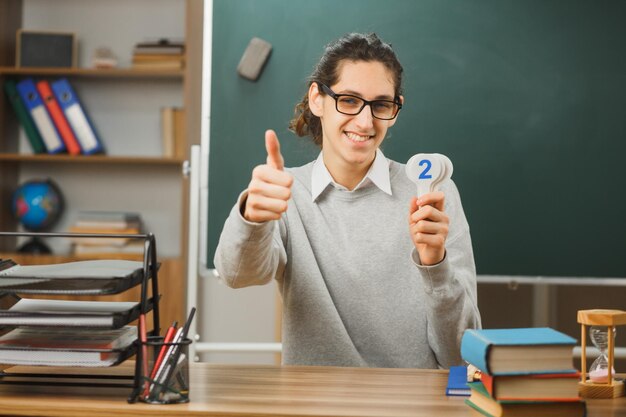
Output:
[418, 159, 433, 179]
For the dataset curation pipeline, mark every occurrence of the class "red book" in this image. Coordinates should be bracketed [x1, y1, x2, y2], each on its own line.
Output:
[36, 80, 82, 155]
[480, 372, 581, 401]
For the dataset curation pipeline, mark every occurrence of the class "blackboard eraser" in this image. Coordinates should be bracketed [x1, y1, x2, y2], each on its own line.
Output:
[237, 37, 272, 81]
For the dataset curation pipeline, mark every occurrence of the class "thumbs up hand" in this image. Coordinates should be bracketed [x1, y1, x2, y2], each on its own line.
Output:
[243, 130, 294, 222]
[265, 129, 284, 171]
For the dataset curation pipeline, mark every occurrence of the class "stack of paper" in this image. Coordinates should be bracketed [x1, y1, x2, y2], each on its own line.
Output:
[0, 259, 147, 294]
[0, 326, 137, 367]
[0, 298, 140, 328]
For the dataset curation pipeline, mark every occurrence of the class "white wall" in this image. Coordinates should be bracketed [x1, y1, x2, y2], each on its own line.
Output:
[198, 276, 278, 364]
[192, 0, 278, 365]
[24, 0, 185, 69]
[20, 0, 186, 256]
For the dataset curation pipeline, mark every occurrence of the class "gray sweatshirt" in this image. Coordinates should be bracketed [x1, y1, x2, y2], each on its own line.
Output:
[214, 159, 481, 368]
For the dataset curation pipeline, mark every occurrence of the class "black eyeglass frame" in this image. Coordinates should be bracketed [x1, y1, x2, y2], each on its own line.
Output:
[317, 82, 402, 120]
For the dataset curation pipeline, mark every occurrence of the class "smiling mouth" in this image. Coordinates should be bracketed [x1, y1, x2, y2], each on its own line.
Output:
[344, 132, 372, 143]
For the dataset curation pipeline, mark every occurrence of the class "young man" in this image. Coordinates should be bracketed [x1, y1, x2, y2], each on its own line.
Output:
[215, 33, 481, 368]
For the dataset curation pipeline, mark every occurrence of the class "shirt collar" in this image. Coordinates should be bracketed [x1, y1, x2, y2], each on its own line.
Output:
[311, 148, 392, 202]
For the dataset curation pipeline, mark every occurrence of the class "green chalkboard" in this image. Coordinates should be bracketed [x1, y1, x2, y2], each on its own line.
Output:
[207, 0, 626, 277]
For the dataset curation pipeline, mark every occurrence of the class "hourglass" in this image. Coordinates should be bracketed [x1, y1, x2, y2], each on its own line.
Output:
[589, 326, 615, 383]
[578, 309, 626, 398]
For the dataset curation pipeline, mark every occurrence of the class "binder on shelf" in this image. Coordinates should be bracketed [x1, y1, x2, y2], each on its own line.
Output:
[15, 78, 66, 154]
[36, 80, 82, 155]
[50, 78, 104, 155]
[3, 80, 46, 154]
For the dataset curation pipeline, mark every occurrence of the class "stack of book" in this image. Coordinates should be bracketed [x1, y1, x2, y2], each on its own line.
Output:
[460, 327, 586, 417]
[0, 325, 137, 367]
[131, 38, 185, 70]
[69, 211, 144, 257]
[4, 78, 104, 155]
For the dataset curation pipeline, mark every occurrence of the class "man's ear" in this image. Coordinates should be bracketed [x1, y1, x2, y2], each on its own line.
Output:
[388, 95, 404, 128]
[308, 82, 324, 117]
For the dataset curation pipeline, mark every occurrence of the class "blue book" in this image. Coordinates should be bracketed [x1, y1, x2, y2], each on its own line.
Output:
[51, 78, 104, 155]
[15, 78, 66, 154]
[446, 365, 470, 396]
[461, 327, 577, 376]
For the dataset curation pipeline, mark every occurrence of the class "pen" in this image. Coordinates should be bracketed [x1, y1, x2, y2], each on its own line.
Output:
[151, 307, 196, 399]
[180, 307, 196, 343]
[139, 314, 150, 398]
[149, 327, 183, 396]
[162, 353, 188, 402]
[150, 320, 178, 380]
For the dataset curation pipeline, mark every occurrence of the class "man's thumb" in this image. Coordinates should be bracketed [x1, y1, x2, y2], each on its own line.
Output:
[265, 129, 284, 171]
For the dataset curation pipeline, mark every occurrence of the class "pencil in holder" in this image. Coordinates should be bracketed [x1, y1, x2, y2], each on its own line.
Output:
[138, 335, 191, 404]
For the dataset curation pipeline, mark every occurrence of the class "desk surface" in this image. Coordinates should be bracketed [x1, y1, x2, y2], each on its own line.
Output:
[0, 363, 625, 417]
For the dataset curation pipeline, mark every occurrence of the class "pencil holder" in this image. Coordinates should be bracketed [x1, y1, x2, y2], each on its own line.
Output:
[138, 336, 191, 404]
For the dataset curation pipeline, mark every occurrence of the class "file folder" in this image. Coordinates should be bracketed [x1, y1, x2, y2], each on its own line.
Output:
[36, 80, 82, 155]
[16, 78, 66, 154]
[51, 78, 104, 155]
[4, 80, 46, 154]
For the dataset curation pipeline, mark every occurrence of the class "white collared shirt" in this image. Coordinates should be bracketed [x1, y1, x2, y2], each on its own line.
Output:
[310, 148, 392, 201]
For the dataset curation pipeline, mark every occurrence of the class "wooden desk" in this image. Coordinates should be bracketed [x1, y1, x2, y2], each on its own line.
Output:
[0, 363, 625, 417]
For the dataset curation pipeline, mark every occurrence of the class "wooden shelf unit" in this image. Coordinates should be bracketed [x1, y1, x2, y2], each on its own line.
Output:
[0, 0, 204, 328]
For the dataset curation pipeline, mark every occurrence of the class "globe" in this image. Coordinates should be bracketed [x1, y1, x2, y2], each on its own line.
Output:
[12, 178, 64, 231]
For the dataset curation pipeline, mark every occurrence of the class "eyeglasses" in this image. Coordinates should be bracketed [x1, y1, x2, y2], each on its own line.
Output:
[317, 82, 402, 120]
